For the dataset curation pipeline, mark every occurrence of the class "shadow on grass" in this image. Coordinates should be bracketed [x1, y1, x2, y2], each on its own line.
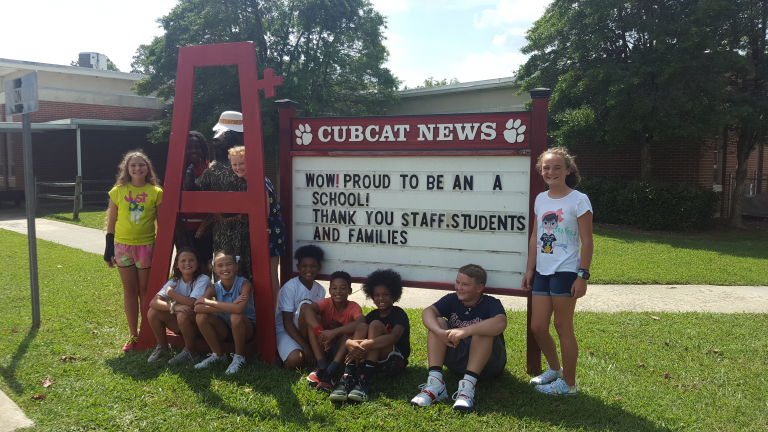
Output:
[366, 365, 670, 431]
[105, 352, 312, 428]
[0, 328, 38, 395]
[481, 370, 670, 431]
[595, 227, 768, 261]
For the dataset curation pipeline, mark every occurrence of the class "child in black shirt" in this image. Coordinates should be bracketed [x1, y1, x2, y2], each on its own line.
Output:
[329, 269, 410, 403]
[410, 264, 507, 413]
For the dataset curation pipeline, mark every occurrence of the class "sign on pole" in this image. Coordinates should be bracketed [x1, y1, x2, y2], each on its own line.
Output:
[5, 72, 41, 328]
[4, 73, 39, 116]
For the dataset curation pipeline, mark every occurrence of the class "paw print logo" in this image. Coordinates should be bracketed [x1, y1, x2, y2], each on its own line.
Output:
[503, 119, 526, 143]
[295, 124, 312, 146]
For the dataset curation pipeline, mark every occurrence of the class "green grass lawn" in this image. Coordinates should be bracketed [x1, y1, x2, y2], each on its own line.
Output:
[36, 207, 106, 230]
[34, 209, 768, 286]
[1, 230, 767, 431]
[591, 227, 768, 285]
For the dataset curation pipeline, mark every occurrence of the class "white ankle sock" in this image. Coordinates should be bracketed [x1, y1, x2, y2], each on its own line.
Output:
[462, 374, 478, 387]
[428, 370, 443, 382]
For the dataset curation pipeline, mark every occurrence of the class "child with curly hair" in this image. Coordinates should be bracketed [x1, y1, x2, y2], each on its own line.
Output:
[330, 269, 410, 403]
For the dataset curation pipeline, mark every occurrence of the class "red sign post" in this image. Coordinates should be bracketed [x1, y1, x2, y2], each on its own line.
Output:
[136, 42, 281, 363]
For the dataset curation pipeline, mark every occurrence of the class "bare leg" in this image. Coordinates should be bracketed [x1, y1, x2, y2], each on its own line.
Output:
[334, 334, 351, 363]
[427, 317, 450, 368]
[301, 308, 325, 362]
[147, 307, 177, 346]
[364, 320, 391, 362]
[137, 269, 150, 322]
[530, 295, 560, 371]
[465, 335, 493, 375]
[345, 323, 369, 364]
[284, 350, 307, 369]
[552, 296, 578, 386]
[230, 313, 254, 356]
[196, 313, 229, 356]
[117, 266, 140, 336]
[176, 311, 199, 353]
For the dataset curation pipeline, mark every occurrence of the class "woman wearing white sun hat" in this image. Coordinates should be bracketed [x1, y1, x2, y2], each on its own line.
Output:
[185, 111, 286, 292]
[213, 111, 244, 138]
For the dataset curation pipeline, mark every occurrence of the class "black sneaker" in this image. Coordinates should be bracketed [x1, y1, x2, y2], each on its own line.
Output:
[329, 374, 355, 402]
[347, 378, 372, 402]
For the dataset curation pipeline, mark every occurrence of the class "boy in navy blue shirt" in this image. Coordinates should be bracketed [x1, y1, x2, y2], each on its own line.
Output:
[410, 264, 507, 413]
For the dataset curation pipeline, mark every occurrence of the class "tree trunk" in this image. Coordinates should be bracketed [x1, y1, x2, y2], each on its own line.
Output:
[640, 141, 653, 181]
[729, 128, 755, 228]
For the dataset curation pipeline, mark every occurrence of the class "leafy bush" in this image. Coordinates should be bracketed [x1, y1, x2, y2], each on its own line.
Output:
[576, 178, 720, 231]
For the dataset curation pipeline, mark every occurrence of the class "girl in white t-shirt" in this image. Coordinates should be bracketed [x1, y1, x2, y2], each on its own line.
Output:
[146, 247, 212, 364]
[522, 147, 594, 396]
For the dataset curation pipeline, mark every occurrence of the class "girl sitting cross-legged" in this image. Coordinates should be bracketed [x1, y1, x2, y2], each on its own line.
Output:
[146, 247, 212, 364]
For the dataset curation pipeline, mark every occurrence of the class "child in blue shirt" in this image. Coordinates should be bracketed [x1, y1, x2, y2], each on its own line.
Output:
[193, 250, 256, 374]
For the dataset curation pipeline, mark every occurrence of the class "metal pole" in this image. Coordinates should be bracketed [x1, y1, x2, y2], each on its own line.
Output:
[76, 126, 82, 210]
[22, 113, 41, 329]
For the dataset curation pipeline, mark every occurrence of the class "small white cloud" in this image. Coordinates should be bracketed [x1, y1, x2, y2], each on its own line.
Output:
[450, 51, 528, 82]
[475, 0, 552, 29]
[371, 0, 409, 13]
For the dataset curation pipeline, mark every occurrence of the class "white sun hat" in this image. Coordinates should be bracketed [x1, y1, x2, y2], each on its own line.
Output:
[213, 111, 243, 138]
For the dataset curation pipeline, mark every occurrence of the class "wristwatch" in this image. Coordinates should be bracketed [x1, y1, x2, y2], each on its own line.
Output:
[169, 300, 177, 314]
[577, 268, 590, 280]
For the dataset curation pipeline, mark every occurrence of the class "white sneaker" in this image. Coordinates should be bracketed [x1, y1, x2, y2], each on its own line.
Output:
[168, 347, 200, 365]
[194, 352, 226, 369]
[147, 344, 170, 363]
[452, 379, 476, 413]
[410, 376, 448, 407]
[225, 354, 246, 374]
[530, 364, 563, 385]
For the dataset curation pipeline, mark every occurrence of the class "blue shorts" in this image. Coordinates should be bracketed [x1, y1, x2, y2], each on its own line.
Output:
[532, 271, 577, 297]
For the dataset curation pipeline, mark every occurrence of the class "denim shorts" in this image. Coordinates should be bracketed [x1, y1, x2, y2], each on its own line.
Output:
[532, 271, 578, 297]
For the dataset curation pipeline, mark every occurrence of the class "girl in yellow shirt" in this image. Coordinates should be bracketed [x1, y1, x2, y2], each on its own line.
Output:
[104, 151, 163, 352]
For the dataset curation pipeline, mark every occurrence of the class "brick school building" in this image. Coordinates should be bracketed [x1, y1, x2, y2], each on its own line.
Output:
[0, 57, 166, 207]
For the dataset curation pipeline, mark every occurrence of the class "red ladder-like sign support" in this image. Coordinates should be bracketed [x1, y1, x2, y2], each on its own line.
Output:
[135, 42, 281, 363]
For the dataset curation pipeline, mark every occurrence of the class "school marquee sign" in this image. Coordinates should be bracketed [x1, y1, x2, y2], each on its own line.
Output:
[278, 93, 550, 293]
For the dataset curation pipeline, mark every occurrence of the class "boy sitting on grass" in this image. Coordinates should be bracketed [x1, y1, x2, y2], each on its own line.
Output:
[303, 271, 365, 391]
[410, 264, 507, 413]
[276, 244, 327, 369]
[330, 268, 410, 403]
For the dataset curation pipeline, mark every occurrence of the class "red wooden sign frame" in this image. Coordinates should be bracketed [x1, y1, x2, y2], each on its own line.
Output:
[277, 89, 551, 373]
[135, 42, 280, 363]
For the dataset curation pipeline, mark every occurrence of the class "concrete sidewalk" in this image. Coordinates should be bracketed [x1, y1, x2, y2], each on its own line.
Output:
[2, 210, 766, 314]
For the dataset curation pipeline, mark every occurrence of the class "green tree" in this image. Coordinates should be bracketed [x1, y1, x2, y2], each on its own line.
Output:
[714, 0, 768, 227]
[516, 0, 729, 181]
[130, 0, 399, 147]
[403, 77, 459, 90]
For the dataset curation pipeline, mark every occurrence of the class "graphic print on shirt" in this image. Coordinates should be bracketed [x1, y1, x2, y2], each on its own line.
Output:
[124, 190, 148, 224]
[449, 314, 482, 328]
[539, 209, 569, 254]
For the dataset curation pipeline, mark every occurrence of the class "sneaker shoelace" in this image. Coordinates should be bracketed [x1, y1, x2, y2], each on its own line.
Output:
[230, 354, 245, 368]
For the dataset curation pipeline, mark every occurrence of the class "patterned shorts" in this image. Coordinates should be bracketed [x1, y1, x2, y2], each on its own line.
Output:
[114, 242, 154, 269]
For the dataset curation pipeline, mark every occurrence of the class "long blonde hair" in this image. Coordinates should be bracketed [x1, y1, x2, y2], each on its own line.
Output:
[104, 150, 161, 230]
[112, 150, 160, 188]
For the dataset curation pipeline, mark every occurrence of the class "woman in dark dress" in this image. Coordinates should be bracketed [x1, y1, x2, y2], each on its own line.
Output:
[185, 129, 253, 280]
